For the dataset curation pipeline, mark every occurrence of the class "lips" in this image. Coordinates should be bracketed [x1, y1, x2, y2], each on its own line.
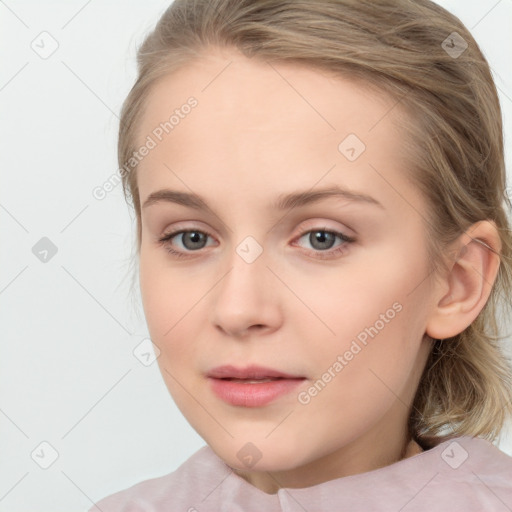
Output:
[207, 365, 306, 407]
[207, 364, 304, 380]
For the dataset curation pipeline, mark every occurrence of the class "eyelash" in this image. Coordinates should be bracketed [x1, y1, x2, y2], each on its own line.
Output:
[157, 227, 356, 260]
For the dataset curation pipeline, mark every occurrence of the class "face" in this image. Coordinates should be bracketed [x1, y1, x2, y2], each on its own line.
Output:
[135, 47, 436, 491]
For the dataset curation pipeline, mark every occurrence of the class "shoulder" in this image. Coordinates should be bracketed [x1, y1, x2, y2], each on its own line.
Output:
[88, 445, 229, 512]
[440, 435, 512, 478]
[410, 435, 512, 511]
[288, 435, 512, 512]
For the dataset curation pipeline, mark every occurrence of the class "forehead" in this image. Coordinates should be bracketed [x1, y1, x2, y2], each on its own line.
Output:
[134, 47, 422, 215]
[137, 47, 396, 141]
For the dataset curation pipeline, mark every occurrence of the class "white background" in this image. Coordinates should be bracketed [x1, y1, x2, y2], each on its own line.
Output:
[1, 1, 511, 510]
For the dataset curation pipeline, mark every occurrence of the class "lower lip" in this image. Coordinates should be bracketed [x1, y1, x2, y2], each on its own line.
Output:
[208, 377, 305, 407]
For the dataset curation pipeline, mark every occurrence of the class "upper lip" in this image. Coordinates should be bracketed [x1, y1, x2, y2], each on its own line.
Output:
[207, 364, 304, 380]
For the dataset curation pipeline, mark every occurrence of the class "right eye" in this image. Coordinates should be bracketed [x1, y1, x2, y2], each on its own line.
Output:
[157, 229, 217, 257]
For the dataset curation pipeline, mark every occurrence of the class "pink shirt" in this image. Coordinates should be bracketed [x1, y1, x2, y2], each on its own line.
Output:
[89, 435, 512, 511]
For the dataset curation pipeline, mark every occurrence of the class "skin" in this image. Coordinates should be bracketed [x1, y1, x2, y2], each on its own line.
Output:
[134, 46, 501, 494]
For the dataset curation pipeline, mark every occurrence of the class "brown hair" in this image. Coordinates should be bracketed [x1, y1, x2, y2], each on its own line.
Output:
[118, 0, 512, 449]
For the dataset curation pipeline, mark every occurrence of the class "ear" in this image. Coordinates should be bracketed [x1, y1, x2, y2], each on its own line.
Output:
[425, 220, 502, 340]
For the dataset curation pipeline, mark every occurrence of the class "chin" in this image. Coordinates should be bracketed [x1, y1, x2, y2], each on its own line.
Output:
[207, 435, 314, 473]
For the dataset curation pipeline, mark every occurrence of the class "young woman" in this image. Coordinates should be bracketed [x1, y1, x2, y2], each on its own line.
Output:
[90, 0, 512, 509]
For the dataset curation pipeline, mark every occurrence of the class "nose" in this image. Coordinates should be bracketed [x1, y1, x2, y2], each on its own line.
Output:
[210, 244, 283, 338]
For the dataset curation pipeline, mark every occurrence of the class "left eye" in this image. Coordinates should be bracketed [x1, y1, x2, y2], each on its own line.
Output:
[295, 229, 354, 252]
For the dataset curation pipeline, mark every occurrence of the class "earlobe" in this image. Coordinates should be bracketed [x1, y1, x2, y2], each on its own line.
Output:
[425, 220, 501, 340]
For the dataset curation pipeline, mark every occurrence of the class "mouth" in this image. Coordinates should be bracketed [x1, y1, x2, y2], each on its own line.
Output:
[207, 365, 306, 407]
[217, 377, 288, 383]
[207, 364, 304, 380]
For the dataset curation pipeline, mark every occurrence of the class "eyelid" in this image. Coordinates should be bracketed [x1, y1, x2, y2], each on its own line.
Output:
[158, 227, 216, 247]
[292, 217, 356, 242]
[294, 222, 354, 239]
[158, 220, 352, 242]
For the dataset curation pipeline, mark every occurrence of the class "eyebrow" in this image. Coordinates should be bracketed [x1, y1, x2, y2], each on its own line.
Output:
[141, 185, 384, 212]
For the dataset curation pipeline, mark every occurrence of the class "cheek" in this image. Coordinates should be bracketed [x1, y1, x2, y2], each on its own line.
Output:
[139, 253, 186, 340]
[299, 301, 423, 433]
[139, 258, 168, 336]
[300, 263, 405, 336]
[304, 249, 427, 364]
[139, 253, 207, 371]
